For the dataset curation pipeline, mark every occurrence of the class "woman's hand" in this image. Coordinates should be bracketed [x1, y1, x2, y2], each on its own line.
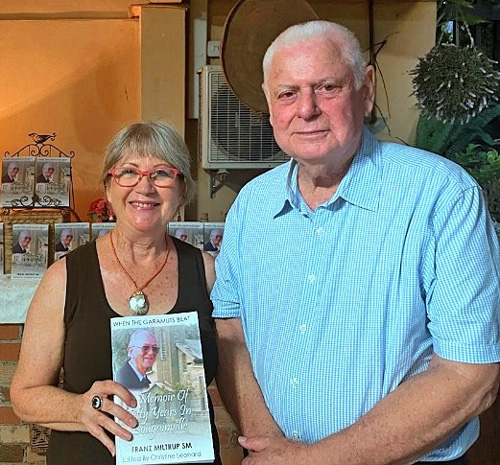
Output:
[81, 380, 138, 456]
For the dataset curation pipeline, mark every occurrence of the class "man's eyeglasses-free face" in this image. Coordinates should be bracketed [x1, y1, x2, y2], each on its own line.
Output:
[109, 166, 181, 188]
[131, 345, 160, 354]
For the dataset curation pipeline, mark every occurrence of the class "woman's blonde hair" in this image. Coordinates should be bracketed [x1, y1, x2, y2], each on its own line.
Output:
[100, 121, 195, 206]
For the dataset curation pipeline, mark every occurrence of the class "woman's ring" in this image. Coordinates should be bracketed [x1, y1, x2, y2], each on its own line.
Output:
[91, 395, 103, 411]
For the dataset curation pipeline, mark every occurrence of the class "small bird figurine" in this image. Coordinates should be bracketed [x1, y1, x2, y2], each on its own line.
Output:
[28, 132, 56, 145]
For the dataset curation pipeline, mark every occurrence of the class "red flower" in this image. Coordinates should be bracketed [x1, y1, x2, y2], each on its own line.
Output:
[88, 198, 115, 222]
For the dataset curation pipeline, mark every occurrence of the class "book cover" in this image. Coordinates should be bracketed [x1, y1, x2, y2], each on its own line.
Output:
[34, 158, 71, 207]
[168, 222, 204, 250]
[53, 222, 90, 261]
[111, 312, 215, 464]
[1, 157, 35, 207]
[11, 223, 49, 278]
[90, 222, 115, 241]
[202, 223, 224, 258]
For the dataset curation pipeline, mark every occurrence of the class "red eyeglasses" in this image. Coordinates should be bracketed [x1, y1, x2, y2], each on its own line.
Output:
[108, 166, 181, 187]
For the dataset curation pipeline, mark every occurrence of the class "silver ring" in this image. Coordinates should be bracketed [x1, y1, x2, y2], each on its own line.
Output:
[91, 395, 103, 411]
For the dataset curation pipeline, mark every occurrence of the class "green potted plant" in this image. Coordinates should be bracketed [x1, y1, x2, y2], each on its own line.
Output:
[447, 143, 500, 222]
[412, 0, 500, 226]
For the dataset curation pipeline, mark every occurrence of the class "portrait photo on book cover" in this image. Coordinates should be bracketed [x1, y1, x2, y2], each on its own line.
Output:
[1, 157, 35, 207]
[202, 223, 224, 258]
[115, 329, 159, 393]
[53, 222, 89, 261]
[34, 158, 71, 207]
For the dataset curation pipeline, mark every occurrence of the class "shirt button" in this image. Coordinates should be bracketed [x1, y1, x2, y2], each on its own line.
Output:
[308, 274, 316, 283]
[316, 227, 324, 234]
[290, 377, 299, 387]
[292, 431, 300, 440]
[299, 324, 307, 333]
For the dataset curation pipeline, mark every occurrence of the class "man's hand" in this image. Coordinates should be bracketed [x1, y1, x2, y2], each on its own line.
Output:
[239, 436, 316, 465]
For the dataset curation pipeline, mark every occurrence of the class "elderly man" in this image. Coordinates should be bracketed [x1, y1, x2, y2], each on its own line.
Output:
[12, 230, 31, 254]
[37, 162, 55, 183]
[2, 161, 20, 183]
[174, 228, 188, 242]
[212, 20, 500, 465]
[115, 330, 159, 392]
[203, 229, 223, 253]
[55, 229, 73, 253]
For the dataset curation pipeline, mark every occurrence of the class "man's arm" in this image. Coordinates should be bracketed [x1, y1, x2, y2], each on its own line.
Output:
[215, 317, 283, 438]
[240, 355, 499, 465]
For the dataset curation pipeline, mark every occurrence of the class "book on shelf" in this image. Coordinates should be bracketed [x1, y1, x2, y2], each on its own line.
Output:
[1, 157, 71, 208]
[201, 223, 224, 258]
[111, 311, 214, 465]
[34, 157, 71, 207]
[1, 157, 35, 207]
[10, 223, 49, 279]
[53, 222, 89, 261]
[90, 222, 115, 241]
[167, 222, 204, 250]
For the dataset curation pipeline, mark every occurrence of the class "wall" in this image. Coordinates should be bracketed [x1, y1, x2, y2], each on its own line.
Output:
[0, 14, 141, 219]
[0, 0, 145, 17]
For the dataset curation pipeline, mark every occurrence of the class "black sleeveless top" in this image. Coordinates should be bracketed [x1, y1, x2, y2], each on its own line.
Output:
[47, 238, 221, 465]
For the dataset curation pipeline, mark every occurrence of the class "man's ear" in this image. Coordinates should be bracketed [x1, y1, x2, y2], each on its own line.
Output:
[362, 65, 376, 117]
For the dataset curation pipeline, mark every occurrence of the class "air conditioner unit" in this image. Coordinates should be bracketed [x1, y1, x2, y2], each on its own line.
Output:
[199, 65, 289, 170]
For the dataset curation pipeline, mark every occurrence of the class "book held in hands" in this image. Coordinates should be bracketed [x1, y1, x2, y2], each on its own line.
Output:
[110, 311, 214, 464]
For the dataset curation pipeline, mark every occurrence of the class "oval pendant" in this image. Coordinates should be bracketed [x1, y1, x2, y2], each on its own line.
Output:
[129, 291, 149, 315]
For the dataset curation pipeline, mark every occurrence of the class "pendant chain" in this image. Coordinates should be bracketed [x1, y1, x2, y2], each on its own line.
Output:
[109, 230, 170, 293]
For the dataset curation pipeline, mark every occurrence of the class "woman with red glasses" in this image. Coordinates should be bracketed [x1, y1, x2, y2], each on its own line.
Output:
[11, 121, 221, 465]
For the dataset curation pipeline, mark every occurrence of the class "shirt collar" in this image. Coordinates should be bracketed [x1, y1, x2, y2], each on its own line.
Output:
[274, 127, 382, 216]
[335, 128, 381, 212]
[269, 160, 299, 218]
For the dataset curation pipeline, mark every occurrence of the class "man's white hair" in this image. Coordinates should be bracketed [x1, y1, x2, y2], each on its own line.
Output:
[128, 330, 157, 348]
[60, 228, 72, 240]
[7, 161, 20, 173]
[210, 229, 222, 240]
[262, 20, 367, 91]
[19, 230, 31, 240]
[175, 229, 188, 239]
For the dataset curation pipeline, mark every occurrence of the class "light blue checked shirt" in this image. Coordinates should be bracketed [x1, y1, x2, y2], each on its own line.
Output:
[211, 129, 500, 462]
